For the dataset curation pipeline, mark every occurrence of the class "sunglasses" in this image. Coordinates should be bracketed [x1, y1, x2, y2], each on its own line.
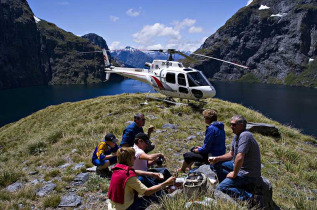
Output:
[139, 118, 146, 121]
[230, 123, 238, 127]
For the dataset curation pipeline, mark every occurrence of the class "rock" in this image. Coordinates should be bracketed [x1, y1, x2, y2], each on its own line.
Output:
[125, 121, 134, 124]
[29, 171, 38, 175]
[246, 123, 280, 137]
[305, 141, 317, 148]
[187, 136, 197, 141]
[59, 163, 71, 169]
[312, 189, 317, 194]
[30, 179, 40, 185]
[196, 132, 205, 136]
[155, 129, 165, 133]
[72, 173, 90, 186]
[86, 166, 97, 172]
[214, 189, 238, 205]
[7, 182, 23, 192]
[73, 163, 85, 170]
[36, 183, 56, 197]
[59, 193, 82, 207]
[195, 165, 217, 180]
[162, 123, 178, 129]
[72, 149, 78, 153]
[147, 115, 157, 119]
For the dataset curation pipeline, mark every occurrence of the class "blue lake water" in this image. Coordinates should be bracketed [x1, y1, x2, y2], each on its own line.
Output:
[0, 79, 316, 138]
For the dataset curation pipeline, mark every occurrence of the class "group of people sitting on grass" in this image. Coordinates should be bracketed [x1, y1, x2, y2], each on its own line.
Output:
[91, 110, 263, 209]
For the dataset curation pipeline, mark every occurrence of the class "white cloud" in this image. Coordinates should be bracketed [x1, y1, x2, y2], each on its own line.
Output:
[109, 41, 122, 50]
[110, 16, 119, 22]
[147, 44, 164, 50]
[259, 5, 270, 10]
[188, 26, 203, 33]
[126, 8, 141, 17]
[172, 18, 196, 30]
[133, 23, 181, 46]
[247, 0, 253, 6]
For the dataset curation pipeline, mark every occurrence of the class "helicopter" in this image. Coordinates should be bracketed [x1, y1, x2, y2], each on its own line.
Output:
[102, 48, 249, 102]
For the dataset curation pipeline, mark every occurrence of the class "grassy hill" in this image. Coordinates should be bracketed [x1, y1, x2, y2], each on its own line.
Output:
[0, 93, 316, 209]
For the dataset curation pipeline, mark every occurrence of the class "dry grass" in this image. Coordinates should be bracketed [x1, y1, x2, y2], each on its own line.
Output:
[0, 93, 316, 209]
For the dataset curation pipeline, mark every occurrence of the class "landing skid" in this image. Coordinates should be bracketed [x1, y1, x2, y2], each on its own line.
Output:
[146, 94, 186, 106]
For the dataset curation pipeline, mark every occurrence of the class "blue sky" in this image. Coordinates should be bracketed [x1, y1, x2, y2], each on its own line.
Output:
[28, 0, 253, 52]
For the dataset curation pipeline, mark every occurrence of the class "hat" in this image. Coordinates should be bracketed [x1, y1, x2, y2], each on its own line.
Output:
[135, 132, 151, 144]
[104, 133, 119, 143]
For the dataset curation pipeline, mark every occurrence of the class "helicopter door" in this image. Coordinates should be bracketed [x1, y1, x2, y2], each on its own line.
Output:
[177, 73, 190, 98]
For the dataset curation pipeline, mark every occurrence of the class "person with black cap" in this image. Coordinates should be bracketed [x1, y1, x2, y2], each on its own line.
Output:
[92, 133, 119, 175]
[133, 132, 172, 187]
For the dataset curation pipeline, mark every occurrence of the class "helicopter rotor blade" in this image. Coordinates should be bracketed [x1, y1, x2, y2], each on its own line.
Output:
[174, 50, 195, 61]
[191, 53, 249, 69]
[78, 51, 103, 54]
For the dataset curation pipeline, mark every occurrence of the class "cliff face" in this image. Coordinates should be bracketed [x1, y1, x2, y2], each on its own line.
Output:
[0, 0, 107, 89]
[191, 0, 317, 87]
[37, 21, 106, 85]
[0, 0, 45, 89]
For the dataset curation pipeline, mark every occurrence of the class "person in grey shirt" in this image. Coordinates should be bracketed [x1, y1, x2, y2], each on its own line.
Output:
[210, 115, 261, 201]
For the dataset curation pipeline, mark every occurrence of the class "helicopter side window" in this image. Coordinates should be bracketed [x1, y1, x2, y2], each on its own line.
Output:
[155, 65, 159, 69]
[166, 73, 176, 84]
[178, 73, 187, 86]
[187, 72, 210, 87]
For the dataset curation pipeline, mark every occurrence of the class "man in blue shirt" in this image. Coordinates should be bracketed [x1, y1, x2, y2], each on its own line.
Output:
[178, 109, 226, 173]
[120, 113, 154, 148]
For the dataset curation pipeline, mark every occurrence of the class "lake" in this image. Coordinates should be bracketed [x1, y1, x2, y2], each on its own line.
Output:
[0, 79, 316, 138]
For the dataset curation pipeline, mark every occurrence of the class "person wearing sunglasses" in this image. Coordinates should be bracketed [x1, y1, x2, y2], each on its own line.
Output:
[120, 113, 154, 148]
[210, 115, 262, 202]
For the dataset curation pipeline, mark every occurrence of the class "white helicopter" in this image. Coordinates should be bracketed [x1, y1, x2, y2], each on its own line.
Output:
[102, 49, 248, 101]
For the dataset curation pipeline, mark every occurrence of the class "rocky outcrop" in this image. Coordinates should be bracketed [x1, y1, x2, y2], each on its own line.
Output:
[37, 20, 106, 85]
[0, 0, 108, 89]
[0, 0, 45, 89]
[189, 0, 317, 87]
[82, 33, 109, 50]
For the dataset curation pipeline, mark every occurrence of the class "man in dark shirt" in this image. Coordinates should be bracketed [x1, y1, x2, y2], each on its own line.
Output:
[211, 115, 261, 201]
[120, 113, 154, 148]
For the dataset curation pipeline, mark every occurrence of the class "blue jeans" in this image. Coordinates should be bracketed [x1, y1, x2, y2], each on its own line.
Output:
[212, 161, 257, 201]
[92, 156, 117, 166]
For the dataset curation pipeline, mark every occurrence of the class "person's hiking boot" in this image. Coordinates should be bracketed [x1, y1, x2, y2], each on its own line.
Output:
[250, 194, 265, 209]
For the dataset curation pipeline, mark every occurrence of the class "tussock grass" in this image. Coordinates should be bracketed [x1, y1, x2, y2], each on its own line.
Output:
[0, 93, 316, 209]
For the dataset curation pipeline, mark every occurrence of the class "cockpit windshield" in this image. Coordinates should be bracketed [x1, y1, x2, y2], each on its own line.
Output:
[187, 71, 210, 87]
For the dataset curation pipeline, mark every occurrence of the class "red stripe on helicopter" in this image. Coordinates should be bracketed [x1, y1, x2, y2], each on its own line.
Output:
[151, 76, 164, 90]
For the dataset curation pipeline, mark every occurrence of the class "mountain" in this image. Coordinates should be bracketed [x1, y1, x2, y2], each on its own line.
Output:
[110, 47, 191, 68]
[110, 47, 153, 68]
[0, 0, 109, 89]
[82, 33, 109, 50]
[81, 33, 124, 80]
[0, 0, 45, 89]
[187, 0, 317, 87]
[37, 20, 106, 85]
